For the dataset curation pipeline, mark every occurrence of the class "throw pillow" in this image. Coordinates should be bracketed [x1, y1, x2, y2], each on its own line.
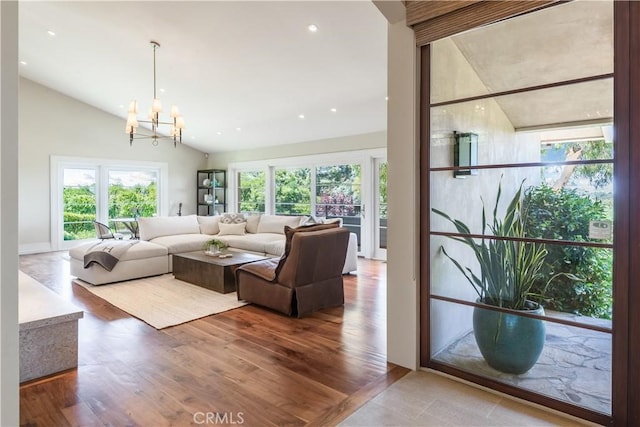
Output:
[245, 214, 261, 234]
[302, 215, 325, 226]
[197, 215, 221, 235]
[256, 215, 303, 235]
[218, 222, 246, 236]
[220, 213, 246, 224]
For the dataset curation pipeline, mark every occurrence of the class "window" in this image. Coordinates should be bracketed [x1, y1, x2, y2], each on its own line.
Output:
[237, 170, 266, 214]
[228, 148, 385, 257]
[274, 167, 311, 215]
[52, 156, 167, 250]
[63, 168, 97, 241]
[108, 169, 158, 219]
[316, 164, 362, 249]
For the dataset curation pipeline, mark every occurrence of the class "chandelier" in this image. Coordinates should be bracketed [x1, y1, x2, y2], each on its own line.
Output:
[125, 41, 185, 147]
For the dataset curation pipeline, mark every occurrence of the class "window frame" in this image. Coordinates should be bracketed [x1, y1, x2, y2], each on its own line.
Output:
[227, 148, 385, 257]
[51, 156, 168, 250]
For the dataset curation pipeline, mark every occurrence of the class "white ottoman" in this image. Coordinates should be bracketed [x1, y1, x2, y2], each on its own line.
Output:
[69, 240, 169, 285]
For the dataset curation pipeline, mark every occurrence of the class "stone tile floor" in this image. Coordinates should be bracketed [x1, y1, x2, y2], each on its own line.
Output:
[340, 370, 598, 426]
[433, 320, 612, 415]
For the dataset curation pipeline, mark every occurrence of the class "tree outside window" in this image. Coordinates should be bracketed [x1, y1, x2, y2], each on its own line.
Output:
[237, 170, 266, 214]
[275, 168, 311, 215]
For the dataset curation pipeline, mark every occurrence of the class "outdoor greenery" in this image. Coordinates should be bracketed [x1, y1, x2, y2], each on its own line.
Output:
[63, 183, 157, 240]
[63, 186, 96, 240]
[275, 168, 312, 215]
[108, 182, 157, 218]
[379, 162, 387, 218]
[541, 139, 613, 191]
[572, 139, 614, 189]
[237, 165, 366, 218]
[524, 184, 613, 319]
[316, 165, 361, 217]
[237, 171, 266, 213]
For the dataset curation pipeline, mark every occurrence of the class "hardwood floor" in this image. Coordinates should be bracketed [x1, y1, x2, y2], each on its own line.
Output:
[19, 253, 408, 426]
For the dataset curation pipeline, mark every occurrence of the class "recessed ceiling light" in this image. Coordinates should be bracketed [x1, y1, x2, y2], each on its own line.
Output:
[385, 96, 389, 101]
[330, 108, 337, 113]
[191, 136, 196, 139]
[216, 131, 222, 135]
[47, 30, 56, 36]
[159, 88, 165, 93]
[298, 114, 305, 119]
[235, 127, 242, 132]
[308, 24, 318, 33]
[118, 104, 124, 109]
[19, 60, 27, 66]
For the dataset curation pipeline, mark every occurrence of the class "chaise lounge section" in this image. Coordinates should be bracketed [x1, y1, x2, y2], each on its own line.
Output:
[70, 214, 358, 285]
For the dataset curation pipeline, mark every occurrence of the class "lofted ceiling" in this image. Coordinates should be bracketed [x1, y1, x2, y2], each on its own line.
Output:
[18, 1, 389, 154]
[19, 1, 613, 156]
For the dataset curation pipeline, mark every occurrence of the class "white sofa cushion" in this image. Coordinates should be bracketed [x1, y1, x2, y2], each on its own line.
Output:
[264, 240, 285, 256]
[217, 233, 283, 254]
[218, 223, 246, 236]
[69, 240, 168, 261]
[245, 214, 261, 233]
[138, 215, 200, 241]
[149, 234, 212, 254]
[197, 215, 221, 235]
[256, 215, 303, 235]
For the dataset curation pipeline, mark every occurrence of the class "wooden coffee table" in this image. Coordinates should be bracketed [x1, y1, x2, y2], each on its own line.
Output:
[172, 251, 270, 294]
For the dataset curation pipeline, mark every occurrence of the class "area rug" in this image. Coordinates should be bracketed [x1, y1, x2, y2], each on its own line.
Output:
[73, 274, 248, 329]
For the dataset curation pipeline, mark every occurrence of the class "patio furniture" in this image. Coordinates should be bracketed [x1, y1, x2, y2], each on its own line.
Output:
[93, 221, 123, 240]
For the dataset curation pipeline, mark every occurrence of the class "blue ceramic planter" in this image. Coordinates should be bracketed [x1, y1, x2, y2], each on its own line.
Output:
[472, 300, 545, 374]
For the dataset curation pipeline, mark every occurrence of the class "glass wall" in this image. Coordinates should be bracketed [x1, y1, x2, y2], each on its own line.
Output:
[426, 0, 613, 417]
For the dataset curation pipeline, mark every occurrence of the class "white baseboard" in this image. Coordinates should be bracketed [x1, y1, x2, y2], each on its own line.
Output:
[19, 242, 53, 255]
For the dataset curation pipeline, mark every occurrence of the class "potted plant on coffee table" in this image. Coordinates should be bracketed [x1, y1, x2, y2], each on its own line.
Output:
[203, 238, 227, 256]
[432, 179, 576, 374]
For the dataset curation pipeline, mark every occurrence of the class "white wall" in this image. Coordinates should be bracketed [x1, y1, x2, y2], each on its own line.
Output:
[386, 19, 419, 369]
[19, 78, 208, 253]
[207, 131, 386, 169]
[1, 2, 20, 424]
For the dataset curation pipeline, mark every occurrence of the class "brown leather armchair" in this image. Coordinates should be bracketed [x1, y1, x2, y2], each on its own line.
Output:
[235, 224, 350, 317]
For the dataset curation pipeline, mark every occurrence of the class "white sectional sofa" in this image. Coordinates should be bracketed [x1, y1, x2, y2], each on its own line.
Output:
[70, 214, 359, 285]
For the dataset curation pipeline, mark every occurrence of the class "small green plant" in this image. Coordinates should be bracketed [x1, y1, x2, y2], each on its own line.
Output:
[203, 238, 227, 251]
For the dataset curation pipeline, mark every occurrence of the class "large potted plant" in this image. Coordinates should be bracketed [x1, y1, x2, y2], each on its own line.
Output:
[432, 180, 571, 374]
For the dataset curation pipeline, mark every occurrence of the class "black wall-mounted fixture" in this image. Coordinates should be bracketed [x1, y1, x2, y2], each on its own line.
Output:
[453, 131, 478, 178]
